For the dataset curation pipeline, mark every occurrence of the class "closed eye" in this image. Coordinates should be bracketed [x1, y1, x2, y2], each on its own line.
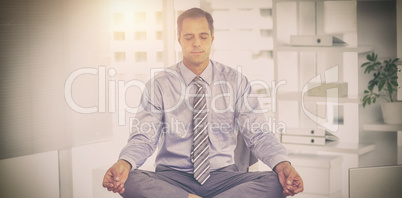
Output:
[183, 34, 194, 40]
[200, 33, 209, 39]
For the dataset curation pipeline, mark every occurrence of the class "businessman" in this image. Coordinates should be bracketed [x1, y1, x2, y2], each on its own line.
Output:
[103, 7, 303, 198]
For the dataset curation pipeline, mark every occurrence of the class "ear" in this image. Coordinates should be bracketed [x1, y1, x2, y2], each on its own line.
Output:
[178, 36, 181, 45]
[211, 34, 214, 43]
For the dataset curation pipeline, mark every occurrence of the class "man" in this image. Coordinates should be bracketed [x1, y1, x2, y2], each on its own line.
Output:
[103, 7, 303, 198]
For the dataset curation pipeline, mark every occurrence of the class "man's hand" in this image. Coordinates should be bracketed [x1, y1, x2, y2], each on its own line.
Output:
[102, 160, 131, 194]
[274, 161, 304, 196]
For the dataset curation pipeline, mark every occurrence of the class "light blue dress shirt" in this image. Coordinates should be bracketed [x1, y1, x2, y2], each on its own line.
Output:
[119, 60, 289, 173]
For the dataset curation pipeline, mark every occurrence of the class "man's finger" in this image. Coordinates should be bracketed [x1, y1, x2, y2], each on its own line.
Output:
[286, 171, 296, 185]
[294, 187, 303, 194]
[103, 169, 116, 188]
[106, 170, 113, 176]
[286, 185, 295, 190]
[102, 179, 114, 188]
[119, 187, 125, 195]
[283, 189, 294, 197]
[113, 183, 123, 193]
[293, 179, 304, 193]
[276, 171, 287, 188]
[117, 183, 124, 192]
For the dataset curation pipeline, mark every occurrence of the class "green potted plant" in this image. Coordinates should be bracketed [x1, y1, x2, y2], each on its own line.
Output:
[361, 52, 402, 124]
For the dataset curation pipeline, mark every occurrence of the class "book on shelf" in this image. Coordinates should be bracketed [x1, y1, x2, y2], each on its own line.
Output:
[281, 131, 339, 146]
[290, 35, 347, 47]
[284, 128, 326, 136]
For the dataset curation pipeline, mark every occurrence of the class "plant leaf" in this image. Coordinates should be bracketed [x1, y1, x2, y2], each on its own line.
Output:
[364, 66, 371, 74]
[368, 83, 375, 91]
[361, 62, 371, 67]
[387, 82, 393, 95]
[390, 69, 397, 76]
[391, 80, 398, 87]
[367, 54, 372, 61]
[378, 80, 386, 91]
[363, 94, 369, 101]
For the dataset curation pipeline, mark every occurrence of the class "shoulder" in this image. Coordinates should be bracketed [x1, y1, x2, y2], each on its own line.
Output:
[146, 63, 183, 84]
[211, 60, 249, 84]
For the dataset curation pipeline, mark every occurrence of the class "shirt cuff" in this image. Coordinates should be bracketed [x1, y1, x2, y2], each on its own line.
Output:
[269, 154, 290, 169]
[119, 156, 137, 171]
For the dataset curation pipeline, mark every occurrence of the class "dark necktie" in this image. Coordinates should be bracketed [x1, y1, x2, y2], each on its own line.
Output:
[190, 76, 210, 185]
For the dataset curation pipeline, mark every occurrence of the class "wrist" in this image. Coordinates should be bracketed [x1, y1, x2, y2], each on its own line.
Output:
[118, 159, 132, 171]
[274, 161, 291, 173]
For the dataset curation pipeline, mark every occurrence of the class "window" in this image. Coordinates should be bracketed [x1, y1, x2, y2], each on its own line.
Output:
[114, 52, 126, 62]
[113, 13, 125, 25]
[156, 51, 163, 62]
[113, 32, 125, 40]
[134, 12, 146, 24]
[135, 52, 147, 62]
[156, 31, 163, 40]
[155, 11, 162, 24]
[134, 31, 147, 40]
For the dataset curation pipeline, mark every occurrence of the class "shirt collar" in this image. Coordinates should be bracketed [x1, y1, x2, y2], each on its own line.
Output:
[178, 60, 213, 86]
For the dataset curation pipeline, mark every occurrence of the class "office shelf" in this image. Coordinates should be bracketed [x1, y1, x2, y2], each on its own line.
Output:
[277, 45, 373, 53]
[283, 142, 376, 155]
[363, 120, 402, 132]
[277, 92, 361, 104]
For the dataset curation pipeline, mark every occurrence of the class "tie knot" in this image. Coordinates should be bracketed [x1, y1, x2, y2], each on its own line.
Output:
[194, 76, 204, 88]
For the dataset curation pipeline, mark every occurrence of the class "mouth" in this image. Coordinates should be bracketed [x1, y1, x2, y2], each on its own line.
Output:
[191, 51, 204, 55]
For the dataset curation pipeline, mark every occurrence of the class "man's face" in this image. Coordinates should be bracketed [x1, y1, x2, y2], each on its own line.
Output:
[178, 17, 214, 68]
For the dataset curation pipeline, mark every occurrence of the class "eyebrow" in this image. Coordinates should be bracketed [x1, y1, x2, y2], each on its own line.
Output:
[200, 32, 209, 36]
[183, 33, 194, 37]
[183, 32, 210, 37]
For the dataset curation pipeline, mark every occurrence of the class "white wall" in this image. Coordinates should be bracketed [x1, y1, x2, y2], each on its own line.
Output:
[398, 0, 402, 58]
[397, 0, 402, 164]
[0, 151, 59, 198]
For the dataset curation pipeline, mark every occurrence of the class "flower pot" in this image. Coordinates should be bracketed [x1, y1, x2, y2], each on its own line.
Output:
[381, 102, 402, 124]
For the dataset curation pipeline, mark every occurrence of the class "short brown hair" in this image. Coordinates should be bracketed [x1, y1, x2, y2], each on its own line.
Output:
[177, 8, 214, 37]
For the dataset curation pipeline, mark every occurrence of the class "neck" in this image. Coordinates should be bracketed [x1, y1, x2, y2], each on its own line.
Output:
[183, 59, 209, 75]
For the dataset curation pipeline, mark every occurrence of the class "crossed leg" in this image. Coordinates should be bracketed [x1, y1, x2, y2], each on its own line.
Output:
[121, 165, 283, 198]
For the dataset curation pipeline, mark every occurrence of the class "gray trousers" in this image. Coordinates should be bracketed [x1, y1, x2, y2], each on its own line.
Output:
[121, 164, 284, 198]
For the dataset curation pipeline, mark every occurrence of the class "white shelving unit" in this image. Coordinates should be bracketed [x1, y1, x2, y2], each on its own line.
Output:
[283, 142, 375, 155]
[363, 121, 402, 132]
[278, 92, 361, 104]
[270, 0, 397, 197]
[277, 45, 373, 53]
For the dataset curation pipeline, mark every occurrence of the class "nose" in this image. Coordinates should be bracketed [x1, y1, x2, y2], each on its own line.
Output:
[193, 38, 201, 47]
